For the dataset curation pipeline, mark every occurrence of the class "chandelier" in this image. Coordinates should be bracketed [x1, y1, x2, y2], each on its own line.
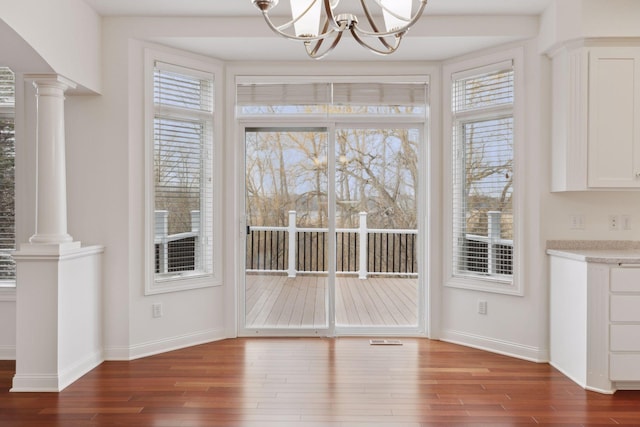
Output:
[251, 0, 428, 59]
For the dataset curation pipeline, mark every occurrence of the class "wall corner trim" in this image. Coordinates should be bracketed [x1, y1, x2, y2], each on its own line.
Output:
[440, 329, 549, 363]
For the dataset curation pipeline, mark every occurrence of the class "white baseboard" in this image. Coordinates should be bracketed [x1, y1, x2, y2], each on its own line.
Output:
[11, 374, 62, 392]
[58, 350, 104, 391]
[549, 361, 617, 394]
[102, 345, 132, 361]
[0, 345, 16, 360]
[106, 328, 227, 361]
[11, 349, 103, 392]
[616, 381, 640, 391]
[440, 329, 549, 363]
[548, 360, 588, 388]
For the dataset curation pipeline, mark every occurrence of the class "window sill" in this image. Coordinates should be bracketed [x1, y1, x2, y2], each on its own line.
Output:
[445, 275, 522, 296]
[146, 274, 221, 296]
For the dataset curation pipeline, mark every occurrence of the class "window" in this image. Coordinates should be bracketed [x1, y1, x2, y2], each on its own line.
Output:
[236, 76, 427, 331]
[0, 67, 15, 287]
[450, 59, 516, 290]
[236, 80, 427, 117]
[146, 53, 219, 294]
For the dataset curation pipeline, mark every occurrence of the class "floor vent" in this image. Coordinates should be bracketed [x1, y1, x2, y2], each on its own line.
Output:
[369, 339, 403, 346]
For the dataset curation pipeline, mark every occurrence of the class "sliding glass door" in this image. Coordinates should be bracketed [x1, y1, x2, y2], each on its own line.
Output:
[242, 125, 422, 333]
[334, 126, 420, 329]
[244, 127, 330, 330]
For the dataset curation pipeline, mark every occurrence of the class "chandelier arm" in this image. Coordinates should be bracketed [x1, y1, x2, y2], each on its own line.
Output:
[306, 17, 331, 57]
[260, 11, 336, 42]
[322, 0, 342, 32]
[305, 31, 345, 60]
[350, 28, 402, 56]
[252, 0, 428, 58]
[354, 0, 428, 38]
[358, 0, 394, 50]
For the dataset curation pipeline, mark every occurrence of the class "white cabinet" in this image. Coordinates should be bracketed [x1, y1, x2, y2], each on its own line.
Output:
[549, 253, 640, 393]
[549, 255, 611, 393]
[588, 48, 640, 188]
[609, 267, 640, 382]
[551, 45, 640, 191]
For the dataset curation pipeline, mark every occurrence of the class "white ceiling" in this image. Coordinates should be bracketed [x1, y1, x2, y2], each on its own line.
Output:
[82, 0, 552, 61]
[84, 0, 553, 17]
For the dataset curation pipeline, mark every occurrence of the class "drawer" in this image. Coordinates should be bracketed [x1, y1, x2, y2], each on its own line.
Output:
[610, 353, 640, 381]
[611, 325, 640, 351]
[611, 295, 640, 322]
[611, 267, 640, 292]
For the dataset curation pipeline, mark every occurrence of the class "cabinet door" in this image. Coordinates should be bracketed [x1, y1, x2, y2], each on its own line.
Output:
[588, 47, 640, 188]
[611, 267, 640, 292]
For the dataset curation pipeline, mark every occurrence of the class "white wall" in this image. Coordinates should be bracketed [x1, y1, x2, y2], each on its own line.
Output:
[543, 192, 640, 240]
[65, 91, 130, 359]
[0, 19, 51, 74]
[539, 0, 640, 244]
[0, 0, 101, 93]
[0, 0, 101, 362]
[540, 0, 640, 53]
[0, 292, 16, 359]
[440, 1, 640, 363]
[94, 22, 227, 359]
[440, 39, 550, 362]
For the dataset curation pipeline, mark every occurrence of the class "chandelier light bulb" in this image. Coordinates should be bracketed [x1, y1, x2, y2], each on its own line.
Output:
[290, 0, 322, 37]
[381, 0, 413, 33]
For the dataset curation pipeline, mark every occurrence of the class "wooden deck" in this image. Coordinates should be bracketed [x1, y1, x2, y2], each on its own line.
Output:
[245, 274, 418, 328]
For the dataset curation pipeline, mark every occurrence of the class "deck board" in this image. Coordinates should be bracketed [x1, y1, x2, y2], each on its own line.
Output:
[245, 274, 417, 328]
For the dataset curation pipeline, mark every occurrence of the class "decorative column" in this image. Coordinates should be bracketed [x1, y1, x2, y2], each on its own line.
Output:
[12, 74, 104, 392]
[28, 75, 76, 246]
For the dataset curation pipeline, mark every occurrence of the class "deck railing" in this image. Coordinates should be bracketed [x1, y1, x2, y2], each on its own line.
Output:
[154, 209, 514, 279]
[461, 212, 513, 276]
[246, 211, 418, 279]
[155, 210, 199, 274]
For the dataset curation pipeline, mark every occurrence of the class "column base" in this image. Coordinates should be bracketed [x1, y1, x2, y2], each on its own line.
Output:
[17, 241, 82, 255]
[29, 233, 74, 245]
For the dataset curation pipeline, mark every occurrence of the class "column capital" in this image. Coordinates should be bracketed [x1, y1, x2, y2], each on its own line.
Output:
[24, 74, 77, 92]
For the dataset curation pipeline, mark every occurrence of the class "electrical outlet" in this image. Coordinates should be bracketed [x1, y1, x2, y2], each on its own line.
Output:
[570, 214, 585, 230]
[609, 215, 620, 231]
[478, 300, 488, 315]
[152, 303, 163, 318]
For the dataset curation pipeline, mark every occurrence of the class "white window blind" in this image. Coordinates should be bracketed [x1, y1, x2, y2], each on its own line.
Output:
[236, 83, 331, 106]
[0, 67, 15, 284]
[332, 82, 426, 106]
[236, 81, 427, 115]
[153, 61, 213, 282]
[452, 63, 514, 281]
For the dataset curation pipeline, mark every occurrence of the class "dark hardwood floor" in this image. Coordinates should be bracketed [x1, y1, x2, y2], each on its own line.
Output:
[1, 337, 640, 426]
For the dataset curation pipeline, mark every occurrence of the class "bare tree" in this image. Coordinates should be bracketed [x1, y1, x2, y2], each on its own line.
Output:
[154, 119, 201, 235]
[336, 127, 418, 230]
[463, 118, 513, 239]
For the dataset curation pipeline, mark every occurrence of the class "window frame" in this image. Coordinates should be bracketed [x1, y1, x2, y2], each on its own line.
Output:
[0, 67, 15, 288]
[443, 48, 525, 296]
[144, 48, 223, 295]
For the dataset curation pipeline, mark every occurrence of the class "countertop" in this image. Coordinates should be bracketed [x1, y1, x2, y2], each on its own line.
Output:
[546, 240, 640, 264]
